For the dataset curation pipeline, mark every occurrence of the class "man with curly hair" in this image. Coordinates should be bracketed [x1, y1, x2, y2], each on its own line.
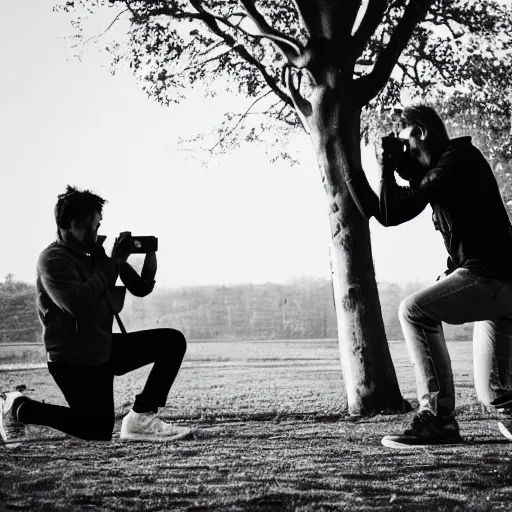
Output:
[0, 186, 191, 443]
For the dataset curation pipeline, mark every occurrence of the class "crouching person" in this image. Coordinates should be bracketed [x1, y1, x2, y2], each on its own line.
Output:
[343, 105, 512, 447]
[0, 186, 190, 443]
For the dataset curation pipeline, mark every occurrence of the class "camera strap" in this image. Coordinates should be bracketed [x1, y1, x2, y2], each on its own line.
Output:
[113, 312, 127, 335]
[59, 243, 128, 334]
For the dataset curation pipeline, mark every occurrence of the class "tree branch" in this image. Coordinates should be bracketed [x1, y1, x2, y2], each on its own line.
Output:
[291, 0, 347, 40]
[188, 0, 293, 108]
[123, 1, 141, 22]
[209, 90, 272, 153]
[197, 40, 227, 58]
[141, 5, 203, 22]
[238, 0, 304, 64]
[424, 15, 464, 40]
[290, 0, 319, 37]
[356, 0, 435, 106]
[352, 0, 387, 58]
[274, 103, 296, 127]
[143, 4, 252, 39]
[284, 66, 312, 133]
[184, 48, 234, 72]
[72, 8, 129, 48]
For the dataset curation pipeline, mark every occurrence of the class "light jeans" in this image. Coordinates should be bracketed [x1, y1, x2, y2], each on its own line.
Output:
[399, 268, 512, 416]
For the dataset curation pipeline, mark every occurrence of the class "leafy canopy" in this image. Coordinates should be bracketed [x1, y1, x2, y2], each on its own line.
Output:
[57, 1, 511, 156]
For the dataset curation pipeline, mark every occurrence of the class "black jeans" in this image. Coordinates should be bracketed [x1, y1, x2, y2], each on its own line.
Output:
[17, 328, 187, 441]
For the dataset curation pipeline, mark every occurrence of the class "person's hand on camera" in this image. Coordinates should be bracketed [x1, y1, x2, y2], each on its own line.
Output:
[89, 235, 108, 259]
[373, 135, 397, 183]
[379, 133, 415, 182]
[380, 134, 400, 173]
[112, 231, 132, 264]
[89, 235, 118, 284]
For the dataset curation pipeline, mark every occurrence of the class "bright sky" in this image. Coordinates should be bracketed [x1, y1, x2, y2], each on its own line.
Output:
[0, 1, 447, 288]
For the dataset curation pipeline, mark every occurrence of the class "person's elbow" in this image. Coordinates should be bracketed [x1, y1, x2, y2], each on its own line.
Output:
[129, 282, 155, 298]
[130, 288, 151, 298]
[377, 216, 401, 228]
[372, 210, 400, 228]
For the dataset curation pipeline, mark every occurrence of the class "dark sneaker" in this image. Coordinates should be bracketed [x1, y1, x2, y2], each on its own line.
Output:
[0, 391, 27, 445]
[496, 407, 512, 418]
[381, 410, 462, 449]
[491, 394, 512, 409]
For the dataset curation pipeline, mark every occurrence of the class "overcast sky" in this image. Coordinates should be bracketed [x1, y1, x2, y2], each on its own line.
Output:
[0, 1, 448, 288]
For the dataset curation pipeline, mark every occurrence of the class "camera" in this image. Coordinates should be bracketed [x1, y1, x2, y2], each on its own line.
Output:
[382, 133, 417, 180]
[382, 134, 410, 164]
[130, 236, 158, 254]
[100, 233, 159, 255]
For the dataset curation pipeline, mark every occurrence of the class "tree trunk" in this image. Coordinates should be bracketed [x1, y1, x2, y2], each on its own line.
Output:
[309, 86, 409, 416]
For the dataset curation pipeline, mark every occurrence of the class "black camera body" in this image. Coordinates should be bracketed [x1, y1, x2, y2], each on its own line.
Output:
[382, 134, 416, 181]
[130, 236, 158, 254]
[382, 134, 410, 164]
[98, 233, 159, 255]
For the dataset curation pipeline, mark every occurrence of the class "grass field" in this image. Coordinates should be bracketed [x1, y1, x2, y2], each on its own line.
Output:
[1, 340, 512, 511]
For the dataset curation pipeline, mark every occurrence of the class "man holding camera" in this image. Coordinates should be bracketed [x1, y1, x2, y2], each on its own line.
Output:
[345, 104, 512, 448]
[0, 186, 190, 443]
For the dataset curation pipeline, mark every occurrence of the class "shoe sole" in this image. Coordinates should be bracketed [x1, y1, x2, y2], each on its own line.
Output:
[119, 430, 192, 442]
[381, 436, 463, 450]
[0, 399, 7, 443]
[491, 394, 512, 408]
[497, 422, 512, 441]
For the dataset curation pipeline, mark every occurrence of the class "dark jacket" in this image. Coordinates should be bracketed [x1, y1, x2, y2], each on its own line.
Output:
[36, 241, 155, 365]
[348, 137, 512, 281]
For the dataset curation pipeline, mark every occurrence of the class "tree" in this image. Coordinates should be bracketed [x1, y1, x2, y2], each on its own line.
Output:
[57, 0, 512, 415]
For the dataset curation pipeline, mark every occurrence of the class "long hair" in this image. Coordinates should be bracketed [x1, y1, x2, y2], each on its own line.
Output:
[54, 185, 106, 240]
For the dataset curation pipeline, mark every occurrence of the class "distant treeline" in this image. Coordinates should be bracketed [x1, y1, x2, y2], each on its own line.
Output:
[0, 274, 472, 343]
[0, 275, 41, 344]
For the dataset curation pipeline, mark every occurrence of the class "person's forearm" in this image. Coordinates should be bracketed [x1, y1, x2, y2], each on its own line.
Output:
[345, 170, 379, 220]
[119, 259, 155, 297]
[379, 173, 428, 226]
[141, 252, 157, 283]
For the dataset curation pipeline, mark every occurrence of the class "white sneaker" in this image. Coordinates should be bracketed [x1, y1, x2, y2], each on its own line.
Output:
[0, 391, 26, 444]
[498, 420, 512, 441]
[120, 409, 191, 442]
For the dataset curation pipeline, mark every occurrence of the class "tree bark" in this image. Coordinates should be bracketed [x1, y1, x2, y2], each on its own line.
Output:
[308, 82, 409, 415]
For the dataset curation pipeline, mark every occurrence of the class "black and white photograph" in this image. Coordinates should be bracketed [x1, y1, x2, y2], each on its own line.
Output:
[1, 0, 512, 510]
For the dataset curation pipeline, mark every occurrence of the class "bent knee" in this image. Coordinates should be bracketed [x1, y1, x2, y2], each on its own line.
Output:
[164, 328, 187, 355]
[398, 295, 419, 324]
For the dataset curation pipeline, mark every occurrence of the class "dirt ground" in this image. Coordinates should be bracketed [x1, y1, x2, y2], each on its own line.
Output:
[1, 340, 512, 511]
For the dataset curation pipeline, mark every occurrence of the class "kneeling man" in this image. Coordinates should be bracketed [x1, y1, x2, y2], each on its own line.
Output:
[345, 105, 512, 447]
[0, 186, 190, 443]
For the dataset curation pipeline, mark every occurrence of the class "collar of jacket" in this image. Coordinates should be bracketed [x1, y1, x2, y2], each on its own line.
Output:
[449, 135, 472, 147]
[54, 239, 90, 258]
